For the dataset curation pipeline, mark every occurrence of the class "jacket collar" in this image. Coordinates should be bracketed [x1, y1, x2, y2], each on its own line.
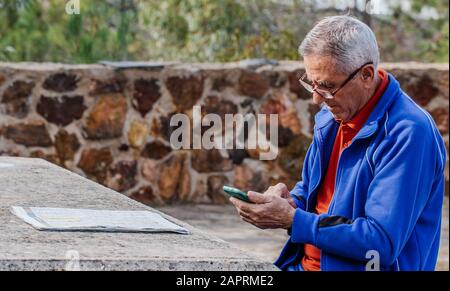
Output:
[314, 73, 400, 140]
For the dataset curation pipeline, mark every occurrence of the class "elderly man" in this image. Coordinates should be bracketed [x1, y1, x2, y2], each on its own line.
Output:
[230, 15, 447, 271]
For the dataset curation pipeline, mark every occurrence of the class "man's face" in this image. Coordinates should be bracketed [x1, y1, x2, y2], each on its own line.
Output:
[303, 55, 371, 122]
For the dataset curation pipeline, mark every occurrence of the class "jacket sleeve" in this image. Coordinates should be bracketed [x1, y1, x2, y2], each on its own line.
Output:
[290, 121, 445, 265]
[289, 139, 316, 211]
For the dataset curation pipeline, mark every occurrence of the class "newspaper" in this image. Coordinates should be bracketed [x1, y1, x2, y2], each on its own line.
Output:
[10, 206, 190, 234]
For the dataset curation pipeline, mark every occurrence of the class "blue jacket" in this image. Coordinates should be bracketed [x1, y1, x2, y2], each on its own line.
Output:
[275, 73, 447, 271]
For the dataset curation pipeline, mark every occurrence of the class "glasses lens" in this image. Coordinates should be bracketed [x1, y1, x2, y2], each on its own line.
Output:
[299, 73, 334, 99]
[316, 88, 334, 99]
[299, 75, 314, 92]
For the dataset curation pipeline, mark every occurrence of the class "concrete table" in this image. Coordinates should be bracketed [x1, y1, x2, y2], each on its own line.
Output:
[0, 157, 277, 271]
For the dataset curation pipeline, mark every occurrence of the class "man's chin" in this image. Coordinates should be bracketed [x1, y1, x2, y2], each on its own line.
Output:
[331, 113, 350, 123]
[325, 105, 350, 121]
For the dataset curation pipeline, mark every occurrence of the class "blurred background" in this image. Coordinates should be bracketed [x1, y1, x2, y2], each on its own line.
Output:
[0, 0, 448, 63]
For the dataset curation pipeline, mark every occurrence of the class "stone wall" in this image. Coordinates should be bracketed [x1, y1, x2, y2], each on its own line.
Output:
[0, 61, 448, 205]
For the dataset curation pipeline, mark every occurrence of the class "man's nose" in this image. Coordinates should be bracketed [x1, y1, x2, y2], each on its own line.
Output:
[312, 91, 325, 105]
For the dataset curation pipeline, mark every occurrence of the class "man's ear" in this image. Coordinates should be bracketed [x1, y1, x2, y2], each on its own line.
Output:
[360, 65, 376, 87]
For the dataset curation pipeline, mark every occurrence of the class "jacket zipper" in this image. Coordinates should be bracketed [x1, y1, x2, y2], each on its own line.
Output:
[307, 127, 323, 211]
[327, 145, 349, 214]
[327, 128, 376, 214]
[321, 128, 376, 271]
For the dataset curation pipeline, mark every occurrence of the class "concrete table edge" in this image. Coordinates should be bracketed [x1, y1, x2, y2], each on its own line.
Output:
[0, 157, 279, 271]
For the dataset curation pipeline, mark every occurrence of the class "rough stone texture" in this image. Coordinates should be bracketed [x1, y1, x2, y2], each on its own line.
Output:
[191, 149, 233, 173]
[133, 79, 161, 117]
[202, 95, 238, 119]
[129, 185, 160, 205]
[238, 70, 270, 99]
[0, 62, 448, 206]
[262, 70, 287, 88]
[118, 143, 130, 152]
[54, 129, 80, 164]
[0, 157, 276, 271]
[158, 154, 188, 202]
[166, 76, 203, 111]
[128, 120, 149, 149]
[140, 140, 172, 159]
[308, 103, 322, 133]
[83, 95, 127, 140]
[263, 94, 301, 133]
[259, 94, 302, 147]
[89, 76, 126, 95]
[29, 150, 60, 166]
[234, 162, 269, 193]
[2, 80, 35, 103]
[43, 72, 79, 92]
[212, 75, 233, 91]
[288, 69, 310, 99]
[2, 121, 52, 147]
[228, 149, 249, 165]
[77, 147, 113, 184]
[152, 112, 177, 142]
[106, 160, 137, 192]
[395, 73, 439, 107]
[140, 153, 189, 202]
[141, 159, 159, 183]
[278, 134, 312, 179]
[191, 178, 209, 203]
[37, 95, 86, 126]
[276, 126, 295, 147]
[207, 175, 229, 204]
[0, 148, 21, 157]
[431, 107, 449, 135]
[1, 80, 35, 118]
[178, 157, 192, 202]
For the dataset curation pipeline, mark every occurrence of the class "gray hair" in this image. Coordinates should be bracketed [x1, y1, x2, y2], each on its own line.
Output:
[299, 15, 380, 74]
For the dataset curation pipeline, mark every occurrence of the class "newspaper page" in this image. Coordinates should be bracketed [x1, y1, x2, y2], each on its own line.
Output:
[10, 206, 190, 234]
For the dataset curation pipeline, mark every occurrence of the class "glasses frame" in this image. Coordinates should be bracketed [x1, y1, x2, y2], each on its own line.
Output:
[299, 61, 374, 100]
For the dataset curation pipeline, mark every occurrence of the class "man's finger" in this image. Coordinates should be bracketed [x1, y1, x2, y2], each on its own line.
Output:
[247, 191, 271, 204]
[274, 183, 291, 198]
[230, 197, 252, 213]
[229, 197, 239, 207]
[287, 197, 297, 208]
[274, 183, 288, 192]
[240, 213, 253, 222]
[237, 206, 255, 218]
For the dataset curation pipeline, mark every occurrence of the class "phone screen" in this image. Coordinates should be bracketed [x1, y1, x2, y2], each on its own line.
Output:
[223, 186, 252, 203]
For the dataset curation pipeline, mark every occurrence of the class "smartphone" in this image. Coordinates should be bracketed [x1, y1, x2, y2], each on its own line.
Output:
[223, 185, 252, 203]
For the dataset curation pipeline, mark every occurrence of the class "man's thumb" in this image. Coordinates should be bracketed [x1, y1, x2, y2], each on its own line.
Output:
[247, 191, 271, 204]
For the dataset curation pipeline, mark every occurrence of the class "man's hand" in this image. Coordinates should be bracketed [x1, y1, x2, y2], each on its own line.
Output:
[262, 183, 297, 208]
[229, 189, 296, 230]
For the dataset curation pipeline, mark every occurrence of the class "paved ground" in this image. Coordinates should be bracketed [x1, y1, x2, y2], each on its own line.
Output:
[157, 196, 449, 271]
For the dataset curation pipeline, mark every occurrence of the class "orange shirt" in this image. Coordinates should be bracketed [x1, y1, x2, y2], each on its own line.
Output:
[301, 69, 389, 271]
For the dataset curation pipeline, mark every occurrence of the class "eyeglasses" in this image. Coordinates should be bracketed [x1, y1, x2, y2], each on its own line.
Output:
[299, 61, 373, 99]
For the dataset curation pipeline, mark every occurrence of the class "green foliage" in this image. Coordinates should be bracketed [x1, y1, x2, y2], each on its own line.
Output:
[0, 0, 447, 63]
[380, 0, 449, 62]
